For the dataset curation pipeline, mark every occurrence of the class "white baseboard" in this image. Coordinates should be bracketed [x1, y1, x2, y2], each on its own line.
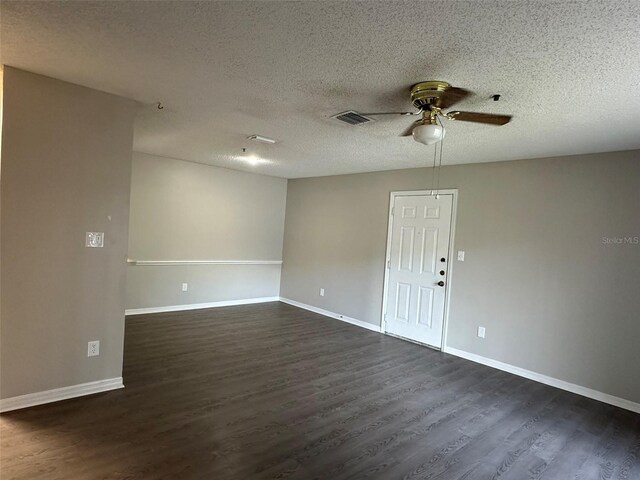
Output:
[443, 347, 640, 414]
[125, 296, 280, 315]
[0, 377, 124, 413]
[279, 297, 383, 333]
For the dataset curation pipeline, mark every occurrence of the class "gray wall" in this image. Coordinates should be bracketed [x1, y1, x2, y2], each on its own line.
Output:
[281, 150, 640, 404]
[1, 67, 136, 399]
[126, 152, 287, 309]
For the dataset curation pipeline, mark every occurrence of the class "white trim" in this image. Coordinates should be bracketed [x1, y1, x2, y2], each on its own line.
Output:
[279, 297, 383, 333]
[380, 189, 459, 349]
[125, 296, 280, 315]
[127, 259, 282, 266]
[0, 377, 124, 413]
[380, 193, 395, 335]
[443, 347, 640, 414]
[441, 190, 458, 350]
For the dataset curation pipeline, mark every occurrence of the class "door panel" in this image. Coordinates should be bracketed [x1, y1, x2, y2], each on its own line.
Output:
[395, 283, 411, 321]
[417, 286, 434, 327]
[420, 227, 438, 274]
[399, 226, 415, 271]
[385, 194, 453, 348]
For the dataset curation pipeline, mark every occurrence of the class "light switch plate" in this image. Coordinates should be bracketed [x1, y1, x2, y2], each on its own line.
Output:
[182, 283, 188, 292]
[477, 326, 486, 338]
[320, 288, 325, 297]
[457, 250, 465, 261]
[86, 232, 104, 248]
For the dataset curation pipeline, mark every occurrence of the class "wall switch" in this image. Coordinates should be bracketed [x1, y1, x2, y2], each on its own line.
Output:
[182, 283, 188, 292]
[88, 340, 100, 357]
[320, 288, 325, 297]
[86, 232, 104, 248]
[457, 250, 465, 261]
[477, 326, 486, 338]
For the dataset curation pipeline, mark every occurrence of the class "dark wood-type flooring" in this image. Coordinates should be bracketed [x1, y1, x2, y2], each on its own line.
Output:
[1, 302, 639, 479]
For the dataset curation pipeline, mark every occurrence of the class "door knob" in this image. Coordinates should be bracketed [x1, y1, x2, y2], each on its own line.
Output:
[437, 281, 445, 287]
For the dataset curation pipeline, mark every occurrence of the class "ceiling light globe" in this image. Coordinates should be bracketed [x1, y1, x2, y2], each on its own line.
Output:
[412, 123, 445, 145]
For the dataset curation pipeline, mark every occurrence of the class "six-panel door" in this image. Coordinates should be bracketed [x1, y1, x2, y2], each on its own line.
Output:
[385, 194, 453, 348]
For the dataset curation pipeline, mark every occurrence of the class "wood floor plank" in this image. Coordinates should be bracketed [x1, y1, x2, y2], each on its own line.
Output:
[1, 302, 638, 480]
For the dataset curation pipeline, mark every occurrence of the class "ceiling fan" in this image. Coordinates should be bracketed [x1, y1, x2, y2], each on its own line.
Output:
[365, 81, 513, 145]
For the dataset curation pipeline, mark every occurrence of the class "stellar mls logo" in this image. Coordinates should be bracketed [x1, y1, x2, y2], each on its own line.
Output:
[602, 235, 639, 245]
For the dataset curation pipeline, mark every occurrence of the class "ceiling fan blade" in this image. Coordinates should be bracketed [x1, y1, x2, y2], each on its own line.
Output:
[362, 111, 419, 116]
[447, 111, 512, 125]
[434, 87, 470, 109]
[401, 120, 420, 137]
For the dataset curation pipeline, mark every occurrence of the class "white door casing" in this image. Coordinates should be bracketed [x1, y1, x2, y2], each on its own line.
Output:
[383, 193, 454, 348]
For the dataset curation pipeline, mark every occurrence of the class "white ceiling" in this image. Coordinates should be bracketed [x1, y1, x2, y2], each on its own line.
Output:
[2, 1, 639, 178]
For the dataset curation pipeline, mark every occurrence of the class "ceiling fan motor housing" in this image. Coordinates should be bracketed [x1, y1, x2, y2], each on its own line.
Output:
[410, 81, 451, 110]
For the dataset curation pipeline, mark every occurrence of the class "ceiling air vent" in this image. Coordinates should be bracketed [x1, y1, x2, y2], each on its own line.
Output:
[332, 111, 374, 126]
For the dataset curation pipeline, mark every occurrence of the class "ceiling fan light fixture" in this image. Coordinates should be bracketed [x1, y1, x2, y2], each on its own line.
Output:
[412, 123, 445, 145]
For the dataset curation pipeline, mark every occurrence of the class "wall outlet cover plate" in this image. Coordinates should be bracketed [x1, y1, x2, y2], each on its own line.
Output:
[88, 340, 100, 357]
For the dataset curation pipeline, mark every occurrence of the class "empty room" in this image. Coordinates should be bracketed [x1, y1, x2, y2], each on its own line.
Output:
[1, 1, 639, 479]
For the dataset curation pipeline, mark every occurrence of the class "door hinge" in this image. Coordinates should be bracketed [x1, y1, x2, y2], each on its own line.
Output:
[391, 206, 394, 216]
[386, 260, 390, 269]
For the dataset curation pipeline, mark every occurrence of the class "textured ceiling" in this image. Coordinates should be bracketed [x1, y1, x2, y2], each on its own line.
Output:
[2, 1, 639, 178]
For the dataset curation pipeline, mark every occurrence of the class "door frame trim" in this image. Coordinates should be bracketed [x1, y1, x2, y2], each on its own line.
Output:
[381, 189, 459, 350]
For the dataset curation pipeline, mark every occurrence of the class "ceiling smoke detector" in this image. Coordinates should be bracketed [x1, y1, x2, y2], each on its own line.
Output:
[332, 111, 375, 126]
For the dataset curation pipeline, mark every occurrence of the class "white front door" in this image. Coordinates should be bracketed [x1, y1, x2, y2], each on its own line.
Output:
[384, 194, 453, 348]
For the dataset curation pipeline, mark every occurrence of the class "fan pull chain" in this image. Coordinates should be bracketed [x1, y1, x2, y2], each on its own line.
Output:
[435, 115, 445, 198]
[430, 138, 438, 196]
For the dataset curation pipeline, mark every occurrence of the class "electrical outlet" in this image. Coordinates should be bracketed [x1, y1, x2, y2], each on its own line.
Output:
[457, 251, 465, 261]
[320, 288, 325, 297]
[182, 283, 188, 292]
[477, 326, 486, 338]
[88, 340, 100, 357]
